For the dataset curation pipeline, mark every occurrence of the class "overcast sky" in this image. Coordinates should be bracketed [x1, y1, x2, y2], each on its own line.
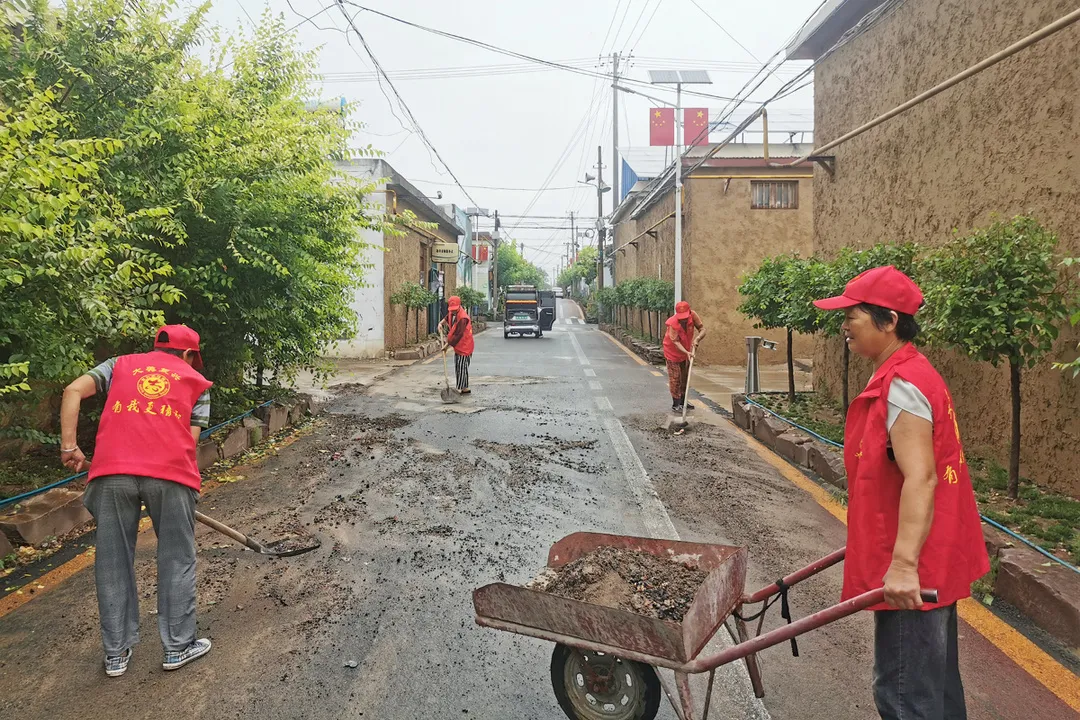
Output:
[196, 0, 820, 279]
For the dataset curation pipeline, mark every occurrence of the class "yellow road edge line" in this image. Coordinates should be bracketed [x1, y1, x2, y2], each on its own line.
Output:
[651, 371, 663, 377]
[601, 331, 649, 367]
[0, 517, 152, 620]
[422, 355, 437, 365]
[735, 417, 1079, 710]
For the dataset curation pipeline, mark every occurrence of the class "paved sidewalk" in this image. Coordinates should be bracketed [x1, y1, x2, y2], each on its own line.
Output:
[689, 361, 813, 411]
[291, 357, 416, 401]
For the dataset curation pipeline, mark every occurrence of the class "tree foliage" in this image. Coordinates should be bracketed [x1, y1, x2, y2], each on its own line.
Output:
[920, 216, 1076, 497]
[497, 241, 547, 290]
[0, 0, 397, 434]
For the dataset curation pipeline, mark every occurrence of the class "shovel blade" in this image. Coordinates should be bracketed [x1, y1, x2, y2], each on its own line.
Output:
[440, 387, 460, 404]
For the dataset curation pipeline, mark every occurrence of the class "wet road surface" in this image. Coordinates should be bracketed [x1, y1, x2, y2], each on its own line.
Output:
[0, 300, 1075, 719]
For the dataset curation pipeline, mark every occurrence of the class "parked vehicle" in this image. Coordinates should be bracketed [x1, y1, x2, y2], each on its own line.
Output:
[504, 285, 555, 338]
[553, 287, 564, 299]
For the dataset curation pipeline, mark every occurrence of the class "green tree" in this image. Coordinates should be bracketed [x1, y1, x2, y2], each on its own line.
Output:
[920, 216, 1076, 498]
[0, 81, 181, 441]
[738, 255, 801, 401]
[389, 281, 436, 347]
[456, 286, 485, 316]
[2, 1, 398, 404]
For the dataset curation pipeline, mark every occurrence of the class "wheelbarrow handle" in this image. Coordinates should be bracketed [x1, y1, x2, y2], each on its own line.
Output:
[687, 587, 940, 673]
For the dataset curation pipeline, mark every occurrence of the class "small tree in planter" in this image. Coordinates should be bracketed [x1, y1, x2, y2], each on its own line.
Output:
[648, 279, 675, 343]
[920, 215, 1076, 499]
[739, 254, 796, 400]
[389, 281, 436, 347]
[456, 286, 485, 317]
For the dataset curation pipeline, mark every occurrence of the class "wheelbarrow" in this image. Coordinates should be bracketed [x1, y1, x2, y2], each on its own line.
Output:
[472, 532, 937, 720]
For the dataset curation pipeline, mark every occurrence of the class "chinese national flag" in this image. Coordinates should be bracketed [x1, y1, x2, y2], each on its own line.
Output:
[684, 108, 710, 146]
[649, 107, 675, 146]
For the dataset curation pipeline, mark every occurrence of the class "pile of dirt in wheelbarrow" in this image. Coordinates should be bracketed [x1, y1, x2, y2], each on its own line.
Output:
[530, 546, 706, 622]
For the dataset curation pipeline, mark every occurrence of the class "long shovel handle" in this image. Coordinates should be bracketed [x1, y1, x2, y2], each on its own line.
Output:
[681, 353, 695, 424]
[196, 510, 266, 553]
[442, 350, 452, 389]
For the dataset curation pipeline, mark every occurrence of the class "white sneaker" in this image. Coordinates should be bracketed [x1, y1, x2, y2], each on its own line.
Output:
[162, 638, 212, 671]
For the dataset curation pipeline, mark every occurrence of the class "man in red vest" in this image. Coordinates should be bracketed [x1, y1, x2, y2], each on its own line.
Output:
[439, 295, 475, 394]
[662, 301, 706, 412]
[60, 325, 214, 677]
[814, 267, 989, 719]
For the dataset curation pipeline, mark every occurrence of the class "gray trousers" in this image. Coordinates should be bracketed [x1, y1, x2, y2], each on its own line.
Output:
[83, 475, 198, 655]
[874, 603, 967, 720]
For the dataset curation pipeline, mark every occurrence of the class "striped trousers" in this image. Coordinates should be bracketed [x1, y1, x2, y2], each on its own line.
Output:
[454, 353, 471, 390]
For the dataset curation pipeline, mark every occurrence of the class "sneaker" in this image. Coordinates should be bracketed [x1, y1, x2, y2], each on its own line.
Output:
[162, 638, 212, 671]
[459, 388, 471, 395]
[672, 403, 684, 413]
[105, 648, 133, 677]
[685, 402, 696, 410]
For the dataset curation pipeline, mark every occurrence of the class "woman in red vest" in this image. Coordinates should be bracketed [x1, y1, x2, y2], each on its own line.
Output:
[662, 301, 706, 412]
[814, 266, 989, 720]
[59, 325, 214, 677]
[439, 296, 474, 394]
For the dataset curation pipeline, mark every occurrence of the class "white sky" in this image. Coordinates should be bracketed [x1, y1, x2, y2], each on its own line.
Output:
[195, 0, 820, 279]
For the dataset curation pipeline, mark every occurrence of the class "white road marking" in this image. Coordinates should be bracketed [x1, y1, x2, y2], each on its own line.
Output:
[584, 369, 596, 377]
[568, 331, 590, 366]
[588, 395, 772, 720]
[588, 380, 602, 391]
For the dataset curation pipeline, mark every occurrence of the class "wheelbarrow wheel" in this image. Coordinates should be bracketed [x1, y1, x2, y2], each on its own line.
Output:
[550, 644, 661, 720]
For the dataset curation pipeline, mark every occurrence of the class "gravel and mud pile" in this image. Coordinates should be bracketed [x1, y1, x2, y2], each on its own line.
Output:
[533, 546, 707, 622]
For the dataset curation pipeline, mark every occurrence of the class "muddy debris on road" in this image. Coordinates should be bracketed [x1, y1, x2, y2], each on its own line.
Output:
[531, 546, 707, 622]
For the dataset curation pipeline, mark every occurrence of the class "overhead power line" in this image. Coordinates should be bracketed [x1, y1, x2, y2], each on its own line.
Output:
[337, 2, 737, 103]
[334, 1, 478, 206]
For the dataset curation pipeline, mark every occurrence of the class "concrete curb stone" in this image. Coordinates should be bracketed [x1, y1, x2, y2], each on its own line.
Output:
[996, 547, 1080, 648]
[0, 488, 92, 546]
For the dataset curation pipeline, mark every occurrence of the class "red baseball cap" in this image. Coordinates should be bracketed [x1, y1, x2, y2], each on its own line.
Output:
[813, 265, 924, 316]
[447, 296, 461, 310]
[154, 324, 204, 370]
[674, 301, 692, 320]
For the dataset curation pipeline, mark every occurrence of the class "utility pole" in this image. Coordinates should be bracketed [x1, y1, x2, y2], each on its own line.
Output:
[674, 81, 683, 303]
[570, 212, 577, 261]
[611, 52, 621, 203]
[596, 145, 605, 290]
[492, 210, 501, 312]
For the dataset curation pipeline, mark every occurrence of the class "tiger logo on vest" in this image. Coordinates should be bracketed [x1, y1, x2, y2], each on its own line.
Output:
[137, 372, 171, 400]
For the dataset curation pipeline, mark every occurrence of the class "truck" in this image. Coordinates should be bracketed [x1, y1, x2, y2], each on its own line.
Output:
[503, 285, 556, 338]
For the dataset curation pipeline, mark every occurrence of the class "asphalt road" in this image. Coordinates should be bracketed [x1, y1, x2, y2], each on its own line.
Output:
[0, 299, 1074, 719]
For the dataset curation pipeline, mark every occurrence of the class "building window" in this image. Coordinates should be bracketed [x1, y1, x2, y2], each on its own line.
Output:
[751, 180, 798, 210]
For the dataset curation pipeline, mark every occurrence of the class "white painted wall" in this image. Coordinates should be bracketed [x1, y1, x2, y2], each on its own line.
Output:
[330, 161, 387, 358]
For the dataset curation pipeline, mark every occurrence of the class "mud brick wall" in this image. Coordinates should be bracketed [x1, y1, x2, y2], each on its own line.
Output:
[684, 176, 814, 365]
[810, 0, 1080, 496]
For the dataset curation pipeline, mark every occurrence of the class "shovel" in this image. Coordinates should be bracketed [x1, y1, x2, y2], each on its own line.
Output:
[670, 352, 696, 434]
[440, 350, 461, 404]
[196, 512, 320, 557]
[83, 460, 319, 557]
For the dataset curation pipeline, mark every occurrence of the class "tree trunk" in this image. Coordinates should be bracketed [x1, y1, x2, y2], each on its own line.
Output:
[787, 328, 795, 405]
[403, 308, 410, 348]
[256, 363, 264, 389]
[648, 311, 653, 342]
[415, 306, 420, 343]
[842, 342, 850, 415]
[1009, 360, 1021, 499]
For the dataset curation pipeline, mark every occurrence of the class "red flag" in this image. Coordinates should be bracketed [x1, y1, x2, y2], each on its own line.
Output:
[684, 108, 709, 146]
[649, 107, 674, 146]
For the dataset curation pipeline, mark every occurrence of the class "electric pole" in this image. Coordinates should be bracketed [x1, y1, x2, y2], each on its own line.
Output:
[492, 210, 500, 312]
[596, 145, 605, 290]
[570, 212, 577, 261]
[611, 52, 620, 202]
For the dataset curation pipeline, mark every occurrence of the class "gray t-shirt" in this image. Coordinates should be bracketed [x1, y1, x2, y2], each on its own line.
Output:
[88, 356, 211, 429]
[886, 377, 932, 432]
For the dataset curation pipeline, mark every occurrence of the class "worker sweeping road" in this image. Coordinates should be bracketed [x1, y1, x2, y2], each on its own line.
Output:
[59, 325, 214, 677]
[662, 301, 706, 413]
[439, 295, 475, 395]
[814, 266, 989, 720]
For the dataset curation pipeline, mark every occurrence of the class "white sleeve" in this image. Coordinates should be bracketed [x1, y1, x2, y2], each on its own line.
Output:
[886, 377, 933, 432]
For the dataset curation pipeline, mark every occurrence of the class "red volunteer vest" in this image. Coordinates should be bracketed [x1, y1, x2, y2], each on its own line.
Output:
[843, 344, 989, 610]
[89, 351, 213, 492]
[447, 308, 474, 356]
[662, 315, 695, 363]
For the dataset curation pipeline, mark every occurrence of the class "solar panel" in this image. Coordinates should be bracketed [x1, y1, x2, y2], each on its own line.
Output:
[677, 70, 712, 84]
[647, 69, 681, 84]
